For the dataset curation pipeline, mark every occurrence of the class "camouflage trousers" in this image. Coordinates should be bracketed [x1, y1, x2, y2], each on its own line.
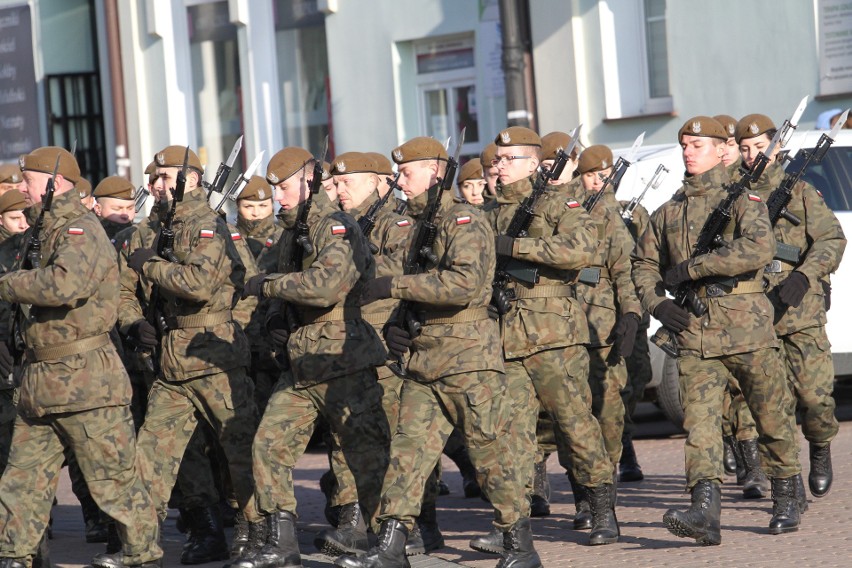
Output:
[0, 388, 15, 474]
[136, 370, 259, 522]
[621, 317, 652, 440]
[174, 421, 222, 510]
[511, 345, 612, 487]
[503, 361, 539, 497]
[0, 406, 162, 565]
[721, 386, 758, 441]
[677, 348, 801, 488]
[253, 368, 389, 529]
[780, 325, 838, 445]
[377, 370, 523, 531]
[588, 344, 628, 467]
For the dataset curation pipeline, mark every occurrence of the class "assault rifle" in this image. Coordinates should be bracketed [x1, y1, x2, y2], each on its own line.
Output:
[357, 172, 402, 254]
[490, 125, 581, 315]
[135, 186, 151, 214]
[621, 163, 668, 227]
[393, 194, 408, 216]
[212, 151, 264, 214]
[387, 129, 464, 378]
[204, 135, 243, 199]
[583, 132, 644, 214]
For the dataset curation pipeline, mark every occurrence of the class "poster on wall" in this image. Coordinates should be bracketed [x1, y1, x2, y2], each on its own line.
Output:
[818, 0, 852, 96]
[0, 4, 39, 162]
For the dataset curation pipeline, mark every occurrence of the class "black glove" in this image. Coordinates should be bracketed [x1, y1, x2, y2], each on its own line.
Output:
[654, 299, 690, 333]
[384, 325, 412, 357]
[360, 276, 393, 306]
[778, 271, 809, 308]
[822, 279, 831, 311]
[487, 304, 500, 321]
[266, 313, 291, 347]
[0, 342, 12, 379]
[611, 313, 641, 358]
[127, 248, 157, 274]
[242, 273, 267, 299]
[495, 235, 515, 257]
[664, 260, 692, 288]
[128, 319, 158, 350]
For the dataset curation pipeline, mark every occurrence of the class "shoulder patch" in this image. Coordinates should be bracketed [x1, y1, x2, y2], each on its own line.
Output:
[67, 227, 84, 235]
[748, 194, 762, 202]
[122, 241, 129, 250]
[200, 229, 215, 238]
[230, 232, 242, 241]
[395, 219, 411, 228]
[565, 200, 581, 209]
[265, 237, 274, 248]
[331, 225, 346, 236]
[456, 215, 471, 225]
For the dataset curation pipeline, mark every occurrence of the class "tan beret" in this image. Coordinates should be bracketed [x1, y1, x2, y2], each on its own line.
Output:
[266, 147, 314, 185]
[678, 116, 728, 142]
[480, 143, 497, 169]
[19, 146, 81, 183]
[0, 189, 27, 214]
[713, 115, 738, 139]
[578, 145, 614, 174]
[365, 152, 394, 176]
[154, 145, 203, 173]
[76, 178, 92, 198]
[391, 137, 448, 165]
[457, 160, 484, 186]
[94, 176, 135, 200]
[495, 126, 541, 147]
[321, 161, 332, 181]
[331, 152, 378, 175]
[238, 176, 273, 201]
[735, 114, 775, 143]
[541, 131, 576, 161]
[0, 164, 22, 184]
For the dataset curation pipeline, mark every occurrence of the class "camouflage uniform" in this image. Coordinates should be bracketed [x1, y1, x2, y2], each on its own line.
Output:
[753, 162, 846, 445]
[252, 190, 389, 525]
[0, 227, 24, 474]
[0, 190, 162, 565]
[632, 163, 800, 488]
[487, 176, 614, 489]
[118, 189, 260, 523]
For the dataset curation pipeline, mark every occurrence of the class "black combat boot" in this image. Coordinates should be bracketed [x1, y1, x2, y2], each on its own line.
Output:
[180, 506, 229, 564]
[722, 435, 738, 477]
[320, 470, 342, 527]
[618, 432, 644, 482]
[566, 471, 591, 530]
[414, 500, 444, 553]
[587, 484, 619, 545]
[496, 518, 542, 568]
[231, 510, 249, 558]
[404, 526, 425, 556]
[663, 480, 722, 546]
[739, 439, 769, 499]
[230, 511, 302, 568]
[530, 459, 551, 517]
[769, 476, 801, 534]
[314, 503, 369, 556]
[794, 473, 809, 514]
[90, 553, 163, 568]
[334, 519, 410, 568]
[808, 442, 832, 498]
[0, 559, 27, 568]
[445, 445, 481, 498]
[81, 497, 109, 543]
[468, 527, 503, 555]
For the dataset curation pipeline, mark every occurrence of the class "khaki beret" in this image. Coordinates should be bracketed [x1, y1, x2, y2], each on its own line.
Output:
[238, 176, 274, 201]
[0, 189, 27, 214]
[480, 143, 498, 169]
[144, 161, 158, 185]
[391, 137, 448, 165]
[578, 145, 614, 174]
[266, 147, 314, 185]
[735, 114, 775, 143]
[541, 131, 577, 161]
[495, 126, 541, 147]
[77, 178, 92, 198]
[0, 164, 22, 184]
[321, 161, 332, 181]
[19, 146, 81, 183]
[678, 116, 728, 142]
[94, 176, 135, 200]
[365, 152, 394, 176]
[331, 152, 377, 175]
[713, 115, 738, 139]
[457, 160, 484, 186]
[154, 145, 203, 173]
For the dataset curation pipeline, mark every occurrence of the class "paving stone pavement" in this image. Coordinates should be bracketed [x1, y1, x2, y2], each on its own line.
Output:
[45, 404, 852, 567]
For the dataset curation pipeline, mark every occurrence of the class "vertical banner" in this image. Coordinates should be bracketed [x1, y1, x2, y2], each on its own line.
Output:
[818, 0, 852, 96]
[0, 5, 39, 161]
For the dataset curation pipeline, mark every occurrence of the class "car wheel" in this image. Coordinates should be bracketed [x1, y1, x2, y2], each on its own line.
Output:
[656, 354, 685, 431]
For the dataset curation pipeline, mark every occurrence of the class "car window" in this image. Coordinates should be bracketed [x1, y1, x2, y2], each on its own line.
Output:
[787, 146, 852, 212]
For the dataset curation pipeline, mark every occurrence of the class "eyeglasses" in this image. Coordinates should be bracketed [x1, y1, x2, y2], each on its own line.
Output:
[491, 155, 532, 167]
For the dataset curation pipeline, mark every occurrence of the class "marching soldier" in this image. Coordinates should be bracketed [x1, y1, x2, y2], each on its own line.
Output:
[480, 142, 500, 198]
[456, 160, 486, 206]
[93, 176, 137, 242]
[632, 117, 804, 544]
[0, 164, 23, 195]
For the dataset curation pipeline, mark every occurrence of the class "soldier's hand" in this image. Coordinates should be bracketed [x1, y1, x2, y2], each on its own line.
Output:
[611, 313, 640, 358]
[266, 313, 291, 347]
[360, 276, 393, 306]
[494, 235, 515, 257]
[384, 325, 412, 357]
[664, 260, 692, 288]
[822, 279, 832, 311]
[654, 299, 690, 333]
[778, 271, 809, 308]
[242, 273, 267, 299]
[0, 342, 12, 379]
[128, 319, 158, 349]
[127, 248, 157, 274]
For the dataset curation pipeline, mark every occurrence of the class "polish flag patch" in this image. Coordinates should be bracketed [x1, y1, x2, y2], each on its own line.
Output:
[331, 225, 346, 235]
[265, 237, 275, 248]
[67, 227, 84, 235]
[456, 216, 471, 225]
[748, 194, 762, 202]
[396, 219, 411, 228]
[122, 241, 129, 250]
[200, 229, 215, 238]
[566, 200, 581, 208]
[230, 232, 242, 241]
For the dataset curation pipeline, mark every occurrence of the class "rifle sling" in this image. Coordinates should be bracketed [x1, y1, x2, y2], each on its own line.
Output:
[26, 333, 110, 363]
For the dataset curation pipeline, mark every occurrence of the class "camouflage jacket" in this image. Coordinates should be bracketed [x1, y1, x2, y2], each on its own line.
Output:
[618, 201, 650, 244]
[0, 190, 131, 417]
[388, 189, 504, 381]
[0, 228, 23, 343]
[262, 190, 385, 386]
[752, 162, 846, 335]
[565, 183, 642, 346]
[237, 214, 282, 261]
[225, 222, 261, 342]
[118, 189, 250, 381]
[632, 163, 779, 357]
[486, 176, 594, 358]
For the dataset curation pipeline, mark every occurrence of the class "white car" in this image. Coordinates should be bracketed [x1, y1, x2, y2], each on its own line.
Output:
[613, 130, 852, 427]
